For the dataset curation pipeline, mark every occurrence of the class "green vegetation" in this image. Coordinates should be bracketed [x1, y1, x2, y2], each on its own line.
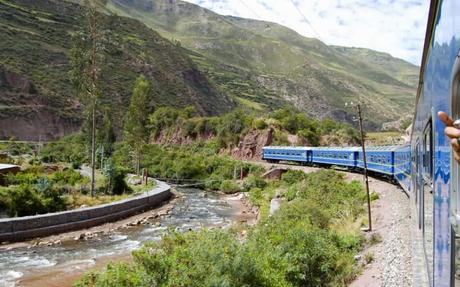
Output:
[271, 108, 360, 146]
[0, 166, 86, 216]
[40, 134, 88, 167]
[69, 0, 108, 196]
[148, 106, 360, 147]
[0, 0, 233, 140]
[124, 75, 152, 174]
[0, 161, 140, 216]
[77, 169, 366, 287]
[113, 141, 262, 191]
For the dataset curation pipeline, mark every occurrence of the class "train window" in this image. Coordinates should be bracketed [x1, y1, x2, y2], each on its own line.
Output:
[423, 121, 433, 181]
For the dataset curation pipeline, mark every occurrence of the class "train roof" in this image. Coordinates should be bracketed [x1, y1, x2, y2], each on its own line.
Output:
[363, 145, 401, 151]
[263, 145, 409, 152]
[262, 146, 311, 150]
[310, 146, 360, 151]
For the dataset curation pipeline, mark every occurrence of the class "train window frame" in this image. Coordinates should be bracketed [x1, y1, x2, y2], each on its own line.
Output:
[422, 119, 433, 183]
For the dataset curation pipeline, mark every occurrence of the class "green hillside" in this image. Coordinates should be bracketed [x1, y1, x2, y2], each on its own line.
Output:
[106, 0, 419, 129]
[0, 0, 234, 140]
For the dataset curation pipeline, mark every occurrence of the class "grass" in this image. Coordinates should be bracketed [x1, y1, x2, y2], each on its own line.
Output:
[235, 96, 265, 111]
[66, 193, 131, 209]
[366, 132, 404, 145]
[128, 177, 157, 193]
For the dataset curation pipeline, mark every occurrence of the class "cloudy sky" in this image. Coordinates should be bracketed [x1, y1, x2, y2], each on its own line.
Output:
[183, 0, 429, 65]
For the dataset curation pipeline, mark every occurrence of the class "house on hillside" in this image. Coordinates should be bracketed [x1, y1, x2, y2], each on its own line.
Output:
[0, 164, 20, 185]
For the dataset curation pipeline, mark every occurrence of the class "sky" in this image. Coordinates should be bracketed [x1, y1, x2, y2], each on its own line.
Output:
[183, 0, 430, 65]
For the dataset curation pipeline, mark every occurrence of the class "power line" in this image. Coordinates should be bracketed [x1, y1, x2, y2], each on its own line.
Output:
[236, 0, 262, 20]
[288, 0, 324, 42]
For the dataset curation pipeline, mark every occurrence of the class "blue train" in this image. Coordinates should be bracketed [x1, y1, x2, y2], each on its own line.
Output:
[264, 0, 460, 285]
[262, 145, 411, 190]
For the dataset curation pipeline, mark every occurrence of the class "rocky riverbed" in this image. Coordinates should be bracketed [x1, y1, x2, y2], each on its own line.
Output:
[0, 188, 257, 287]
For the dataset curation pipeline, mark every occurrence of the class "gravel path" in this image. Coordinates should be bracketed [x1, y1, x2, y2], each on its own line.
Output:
[349, 177, 413, 287]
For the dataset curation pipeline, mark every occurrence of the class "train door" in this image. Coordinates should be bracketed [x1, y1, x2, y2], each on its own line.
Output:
[451, 51, 460, 286]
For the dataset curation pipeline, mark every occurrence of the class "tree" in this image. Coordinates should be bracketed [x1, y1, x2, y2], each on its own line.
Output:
[124, 75, 152, 174]
[69, 0, 106, 196]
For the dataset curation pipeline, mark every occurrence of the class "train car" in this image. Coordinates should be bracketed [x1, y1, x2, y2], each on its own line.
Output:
[410, 0, 460, 285]
[356, 146, 396, 176]
[310, 147, 359, 168]
[262, 146, 310, 164]
[310, 146, 360, 168]
[393, 144, 411, 192]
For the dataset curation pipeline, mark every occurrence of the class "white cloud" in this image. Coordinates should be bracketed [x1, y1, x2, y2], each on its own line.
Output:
[183, 0, 429, 65]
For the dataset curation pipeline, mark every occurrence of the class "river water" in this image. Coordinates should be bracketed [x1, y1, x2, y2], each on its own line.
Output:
[0, 188, 240, 287]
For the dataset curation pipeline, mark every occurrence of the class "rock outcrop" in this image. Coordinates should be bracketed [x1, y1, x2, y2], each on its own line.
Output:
[230, 128, 274, 161]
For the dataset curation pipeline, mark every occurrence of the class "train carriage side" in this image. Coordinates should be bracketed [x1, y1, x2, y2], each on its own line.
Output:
[311, 147, 359, 169]
[357, 146, 397, 176]
[262, 146, 310, 164]
[410, 0, 460, 285]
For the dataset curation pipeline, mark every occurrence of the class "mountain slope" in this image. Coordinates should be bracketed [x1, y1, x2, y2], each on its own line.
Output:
[0, 0, 234, 140]
[106, 0, 419, 129]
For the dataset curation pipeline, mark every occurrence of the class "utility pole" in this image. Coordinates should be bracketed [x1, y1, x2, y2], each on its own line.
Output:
[356, 103, 372, 231]
[345, 101, 372, 231]
[91, 103, 96, 197]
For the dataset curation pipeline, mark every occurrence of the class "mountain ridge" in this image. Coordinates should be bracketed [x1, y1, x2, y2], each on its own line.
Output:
[0, 0, 235, 140]
[107, 0, 419, 129]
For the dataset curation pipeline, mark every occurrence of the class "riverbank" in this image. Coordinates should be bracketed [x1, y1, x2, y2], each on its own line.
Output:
[0, 191, 179, 251]
[0, 188, 257, 287]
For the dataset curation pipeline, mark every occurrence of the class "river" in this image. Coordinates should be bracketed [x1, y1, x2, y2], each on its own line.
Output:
[0, 188, 246, 287]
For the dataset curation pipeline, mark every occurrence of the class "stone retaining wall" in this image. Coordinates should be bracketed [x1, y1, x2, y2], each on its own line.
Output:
[0, 180, 172, 242]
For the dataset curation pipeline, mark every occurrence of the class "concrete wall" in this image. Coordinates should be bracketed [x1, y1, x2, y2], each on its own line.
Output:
[0, 180, 172, 242]
[262, 168, 288, 180]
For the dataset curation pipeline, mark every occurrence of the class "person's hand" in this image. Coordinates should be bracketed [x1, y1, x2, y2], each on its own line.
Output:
[438, 111, 460, 163]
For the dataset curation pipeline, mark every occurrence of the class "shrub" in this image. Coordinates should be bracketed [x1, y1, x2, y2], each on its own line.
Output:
[40, 134, 86, 164]
[219, 180, 241, 194]
[253, 118, 267, 130]
[103, 159, 131, 195]
[6, 183, 67, 217]
[281, 170, 306, 184]
[242, 174, 267, 192]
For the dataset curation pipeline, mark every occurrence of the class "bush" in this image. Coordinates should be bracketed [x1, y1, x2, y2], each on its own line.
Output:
[281, 170, 306, 184]
[40, 134, 86, 164]
[6, 183, 67, 217]
[242, 174, 267, 192]
[49, 168, 83, 185]
[103, 159, 131, 195]
[219, 180, 241, 194]
[253, 118, 267, 130]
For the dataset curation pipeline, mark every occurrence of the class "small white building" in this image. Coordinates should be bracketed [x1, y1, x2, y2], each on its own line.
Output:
[0, 164, 20, 184]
